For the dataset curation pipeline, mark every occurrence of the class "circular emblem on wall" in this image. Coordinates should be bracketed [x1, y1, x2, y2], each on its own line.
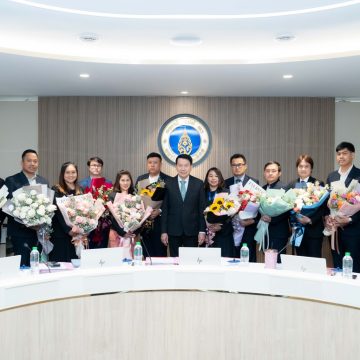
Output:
[158, 114, 212, 166]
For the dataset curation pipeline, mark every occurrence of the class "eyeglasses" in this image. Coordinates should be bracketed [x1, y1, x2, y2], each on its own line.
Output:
[231, 163, 246, 168]
[90, 164, 102, 168]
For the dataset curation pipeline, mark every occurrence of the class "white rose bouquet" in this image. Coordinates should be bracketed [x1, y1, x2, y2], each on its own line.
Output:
[2, 185, 57, 257]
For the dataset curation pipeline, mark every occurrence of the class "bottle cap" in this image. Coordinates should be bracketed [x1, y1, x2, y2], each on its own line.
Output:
[242, 243, 247, 247]
[345, 252, 351, 256]
[136, 241, 141, 245]
[32, 247, 38, 250]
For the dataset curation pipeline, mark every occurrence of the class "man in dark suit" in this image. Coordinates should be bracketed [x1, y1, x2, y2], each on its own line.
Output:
[78, 156, 112, 190]
[4, 149, 49, 266]
[261, 161, 290, 262]
[161, 154, 206, 257]
[136, 152, 170, 257]
[325, 142, 360, 271]
[225, 153, 259, 261]
[287, 154, 325, 258]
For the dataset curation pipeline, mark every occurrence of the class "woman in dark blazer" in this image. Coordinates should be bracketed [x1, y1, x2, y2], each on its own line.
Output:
[262, 161, 290, 262]
[287, 154, 325, 258]
[49, 162, 83, 262]
[204, 167, 234, 257]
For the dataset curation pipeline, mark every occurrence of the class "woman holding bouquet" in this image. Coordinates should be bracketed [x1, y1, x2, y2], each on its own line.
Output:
[204, 168, 234, 257]
[108, 170, 136, 251]
[49, 162, 85, 262]
[287, 155, 325, 258]
[262, 161, 290, 262]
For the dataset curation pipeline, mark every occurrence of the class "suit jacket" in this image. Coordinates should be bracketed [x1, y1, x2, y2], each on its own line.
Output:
[0, 178, 5, 225]
[326, 165, 360, 235]
[135, 171, 170, 185]
[225, 174, 259, 189]
[263, 180, 290, 239]
[161, 175, 206, 236]
[287, 176, 325, 238]
[79, 176, 112, 191]
[5, 172, 49, 238]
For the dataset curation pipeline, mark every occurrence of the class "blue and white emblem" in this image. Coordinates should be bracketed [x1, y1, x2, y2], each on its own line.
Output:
[158, 114, 212, 166]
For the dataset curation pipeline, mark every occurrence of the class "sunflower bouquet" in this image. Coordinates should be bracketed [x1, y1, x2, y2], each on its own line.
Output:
[204, 193, 240, 224]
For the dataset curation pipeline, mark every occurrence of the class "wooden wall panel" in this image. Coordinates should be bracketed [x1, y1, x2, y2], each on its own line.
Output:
[39, 97, 334, 187]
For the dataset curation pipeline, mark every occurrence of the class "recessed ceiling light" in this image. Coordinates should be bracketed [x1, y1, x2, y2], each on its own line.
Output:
[283, 74, 293, 79]
[276, 34, 296, 42]
[180, 91, 189, 95]
[79, 73, 90, 78]
[170, 36, 202, 47]
[79, 33, 99, 42]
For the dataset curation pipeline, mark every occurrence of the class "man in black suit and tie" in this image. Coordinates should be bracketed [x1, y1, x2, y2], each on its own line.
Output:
[161, 154, 206, 257]
[4, 149, 49, 266]
[225, 154, 259, 261]
[326, 142, 360, 271]
[136, 152, 170, 257]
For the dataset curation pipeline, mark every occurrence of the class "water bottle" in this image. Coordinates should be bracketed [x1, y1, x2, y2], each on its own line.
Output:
[30, 246, 40, 274]
[240, 243, 250, 264]
[133, 241, 143, 265]
[342, 252, 353, 278]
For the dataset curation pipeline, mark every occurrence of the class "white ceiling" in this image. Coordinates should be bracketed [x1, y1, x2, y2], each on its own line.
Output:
[1, 0, 360, 97]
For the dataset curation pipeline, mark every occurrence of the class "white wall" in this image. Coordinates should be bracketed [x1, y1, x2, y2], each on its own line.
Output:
[335, 102, 360, 167]
[0, 99, 38, 180]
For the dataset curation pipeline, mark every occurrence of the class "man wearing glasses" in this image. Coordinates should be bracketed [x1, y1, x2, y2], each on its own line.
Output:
[79, 156, 112, 190]
[225, 154, 259, 261]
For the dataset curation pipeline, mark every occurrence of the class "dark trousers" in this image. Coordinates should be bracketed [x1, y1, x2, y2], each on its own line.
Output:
[296, 236, 323, 258]
[169, 235, 198, 257]
[11, 235, 40, 266]
[141, 217, 167, 257]
[338, 231, 360, 272]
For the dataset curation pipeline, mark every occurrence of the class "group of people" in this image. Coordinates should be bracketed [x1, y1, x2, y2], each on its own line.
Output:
[0, 141, 359, 272]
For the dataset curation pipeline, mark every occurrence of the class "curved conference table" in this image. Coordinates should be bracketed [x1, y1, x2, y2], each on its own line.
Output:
[1, 262, 360, 360]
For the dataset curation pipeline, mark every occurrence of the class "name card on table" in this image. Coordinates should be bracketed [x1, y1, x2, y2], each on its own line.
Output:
[178, 247, 221, 266]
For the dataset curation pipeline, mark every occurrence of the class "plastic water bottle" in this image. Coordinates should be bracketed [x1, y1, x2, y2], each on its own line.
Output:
[133, 241, 143, 265]
[342, 252, 353, 278]
[240, 243, 250, 264]
[30, 246, 40, 274]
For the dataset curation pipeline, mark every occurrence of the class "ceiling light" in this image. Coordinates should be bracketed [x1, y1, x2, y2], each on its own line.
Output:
[79, 33, 99, 43]
[79, 73, 90, 78]
[170, 36, 202, 47]
[180, 91, 189, 95]
[283, 74, 293, 79]
[276, 34, 296, 42]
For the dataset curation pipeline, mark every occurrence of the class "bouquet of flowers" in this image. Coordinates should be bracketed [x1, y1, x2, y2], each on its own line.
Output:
[324, 179, 360, 251]
[107, 193, 153, 233]
[229, 179, 264, 247]
[204, 192, 240, 246]
[0, 184, 9, 208]
[136, 178, 166, 209]
[83, 177, 113, 246]
[2, 185, 57, 256]
[254, 188, 294, 251]
[56, 193, 105, 257]
[288, 182, 329, 247]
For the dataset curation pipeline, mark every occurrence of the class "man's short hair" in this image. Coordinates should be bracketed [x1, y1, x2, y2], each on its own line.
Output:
[21, 149, 38, 160]
[176, 154, 193, 165]
[147, 152, 162, 161]
[87, 156, 104, 167]
[336, 142, 355, 153]
[230, 153, 247, 164]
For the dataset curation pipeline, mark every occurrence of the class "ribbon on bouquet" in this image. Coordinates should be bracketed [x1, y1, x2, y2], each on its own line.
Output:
[290, 224, 305, 247]
[254, 219, 270, 251]
[232, 217, 245, 247]
[36, 227, 54, 258]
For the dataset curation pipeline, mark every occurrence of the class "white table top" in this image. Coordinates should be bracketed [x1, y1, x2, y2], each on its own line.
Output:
[0, 261, 359, 310]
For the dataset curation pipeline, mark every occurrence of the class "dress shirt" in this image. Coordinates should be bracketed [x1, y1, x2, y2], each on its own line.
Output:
[177, 176, 189, 192]
[149, 175, 160, 184]
[338, 165, 354, 183]
[24, 172, 37, 186]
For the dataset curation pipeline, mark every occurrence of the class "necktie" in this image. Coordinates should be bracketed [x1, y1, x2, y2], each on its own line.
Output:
[180, 180, 186, 200]
[300, 180, 307, 189]
[235, 178, 242, 184]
